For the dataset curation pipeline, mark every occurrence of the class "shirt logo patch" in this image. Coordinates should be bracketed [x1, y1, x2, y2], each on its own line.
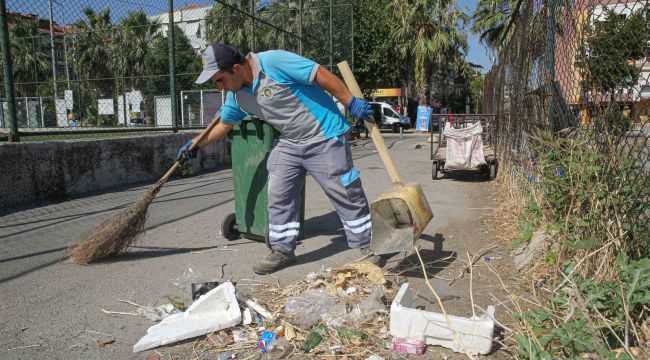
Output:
[261, 87, 273, 98]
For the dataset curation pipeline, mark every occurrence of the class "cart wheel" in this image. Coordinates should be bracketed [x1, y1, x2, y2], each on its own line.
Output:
[432, 161, 439, 180]
[489, 162, 497, 180]
[264, 226, 272, 250]
[221, 213, 240, 240]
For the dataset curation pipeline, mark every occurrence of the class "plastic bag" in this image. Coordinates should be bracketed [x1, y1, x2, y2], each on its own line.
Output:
[349, 287, 387, 324]
[172, 266, 201, 294]
[284, 289, 347, 328]
[444, 122, 486, 170]
[137, 303, 177, 322]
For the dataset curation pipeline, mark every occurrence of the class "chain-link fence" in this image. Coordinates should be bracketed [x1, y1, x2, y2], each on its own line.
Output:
[0, 0, 353, 141]
[485, 0, 649, 271]
[482, 1, 649, 352]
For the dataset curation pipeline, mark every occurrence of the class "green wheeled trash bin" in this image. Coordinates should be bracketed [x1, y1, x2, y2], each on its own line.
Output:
[221, 117, 305, 247]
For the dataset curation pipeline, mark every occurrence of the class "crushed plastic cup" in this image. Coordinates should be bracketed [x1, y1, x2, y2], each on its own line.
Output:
[391, 337, 426, 355]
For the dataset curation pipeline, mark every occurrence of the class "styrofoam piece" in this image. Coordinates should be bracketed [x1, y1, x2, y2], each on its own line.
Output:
[389, 283, 495, 355]
[242, 307, 252, 325]
[133, 282, 241, 352]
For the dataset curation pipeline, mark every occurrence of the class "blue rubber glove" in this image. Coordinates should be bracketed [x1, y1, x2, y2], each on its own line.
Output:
[177, 140, 199, 162]
[346, 96, 374, 122]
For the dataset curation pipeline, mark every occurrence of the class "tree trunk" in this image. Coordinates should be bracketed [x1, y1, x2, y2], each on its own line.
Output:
[415, 51, 427, 105]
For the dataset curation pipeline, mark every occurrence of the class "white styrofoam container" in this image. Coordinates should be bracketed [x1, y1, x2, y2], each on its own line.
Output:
[389, 283, 496, 355]
[133, 281, 242, 352]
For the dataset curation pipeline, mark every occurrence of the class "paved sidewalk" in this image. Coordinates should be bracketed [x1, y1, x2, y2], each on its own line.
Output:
[0, 131, 502, 359]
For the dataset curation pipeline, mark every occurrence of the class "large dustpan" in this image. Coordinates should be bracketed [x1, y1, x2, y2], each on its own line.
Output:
[337, 61, 433, 255]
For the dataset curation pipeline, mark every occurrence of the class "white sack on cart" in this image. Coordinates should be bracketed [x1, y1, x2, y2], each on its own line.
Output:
[443, 122, 486, 170]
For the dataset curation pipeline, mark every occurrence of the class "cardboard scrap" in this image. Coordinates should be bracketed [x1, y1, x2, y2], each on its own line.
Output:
[334, 261, 386, 285]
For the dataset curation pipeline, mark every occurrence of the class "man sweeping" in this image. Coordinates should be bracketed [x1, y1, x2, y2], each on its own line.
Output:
[177, 43, 377, 274]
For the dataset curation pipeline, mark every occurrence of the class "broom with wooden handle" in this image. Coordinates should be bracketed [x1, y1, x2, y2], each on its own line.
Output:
[69, 117, 222, 264]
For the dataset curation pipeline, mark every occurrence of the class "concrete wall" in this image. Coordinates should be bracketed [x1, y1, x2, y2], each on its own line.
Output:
[0, 133, 231, 209]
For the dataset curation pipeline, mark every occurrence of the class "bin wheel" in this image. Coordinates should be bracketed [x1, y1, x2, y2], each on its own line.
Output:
[489, 162, 497, 180]
[432, 161, 439, 180]
[221, 213, 240, 240]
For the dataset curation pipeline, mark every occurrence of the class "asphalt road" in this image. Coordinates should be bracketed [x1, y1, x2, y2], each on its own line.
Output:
[0, 131, 508, 359]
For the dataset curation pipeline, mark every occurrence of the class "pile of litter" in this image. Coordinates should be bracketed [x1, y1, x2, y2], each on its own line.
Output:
[190, 260, 397, 359]
[103, 258, 497, 358]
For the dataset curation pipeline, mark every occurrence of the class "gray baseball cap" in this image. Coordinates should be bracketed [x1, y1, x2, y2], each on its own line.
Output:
[195, 43, 244, 84]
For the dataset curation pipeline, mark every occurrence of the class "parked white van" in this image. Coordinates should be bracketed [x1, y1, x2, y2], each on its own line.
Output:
[370, 102, 411, 132]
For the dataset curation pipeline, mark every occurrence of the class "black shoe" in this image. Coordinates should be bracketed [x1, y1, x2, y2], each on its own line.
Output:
[355, 247, 380, 265]
[253, 250, 297, 275]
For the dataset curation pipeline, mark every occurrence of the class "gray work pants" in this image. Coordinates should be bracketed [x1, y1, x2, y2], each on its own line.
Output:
[266, 134, 371, 253]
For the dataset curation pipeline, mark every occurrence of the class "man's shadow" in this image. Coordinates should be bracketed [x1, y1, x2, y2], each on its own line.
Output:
[386, 233, 456, 279]
[296, 211, 348, 264]
[295, 213, 456, 273]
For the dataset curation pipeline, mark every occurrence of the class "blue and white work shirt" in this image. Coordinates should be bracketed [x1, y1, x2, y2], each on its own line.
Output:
[220, 50, 350, 145]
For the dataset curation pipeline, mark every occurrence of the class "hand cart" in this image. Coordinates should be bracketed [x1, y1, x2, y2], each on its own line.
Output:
[430, 114, 498, 180]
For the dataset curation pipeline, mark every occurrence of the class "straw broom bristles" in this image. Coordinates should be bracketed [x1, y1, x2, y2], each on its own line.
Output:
[69, 118, 220, 265]
[69, 176, 167, 264]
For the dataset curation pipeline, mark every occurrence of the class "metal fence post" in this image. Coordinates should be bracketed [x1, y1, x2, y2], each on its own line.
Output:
[249, 0, 255, 52]
[48, 0, 58, 99]
[329, 0, 332, 70]
[200, 90, 204, 125]
[0, 0, 18, 142]
[121, 28, 128, 127]
[180, 90, 185, 126]
[545, 0, 557, 130]
[350, 7, 354, 72]
[39, 97, 44, 127]
[168, 0, 178, 132]
[298, 0, 303, 55]
[546, 0, 556, 84]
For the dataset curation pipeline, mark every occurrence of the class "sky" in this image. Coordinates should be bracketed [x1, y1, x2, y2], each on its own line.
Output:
[457, 0, 495, 73]
[14, 0, 494, 73]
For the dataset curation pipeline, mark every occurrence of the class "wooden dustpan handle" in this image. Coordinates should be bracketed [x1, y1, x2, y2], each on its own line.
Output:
[337, 61, 403, 187]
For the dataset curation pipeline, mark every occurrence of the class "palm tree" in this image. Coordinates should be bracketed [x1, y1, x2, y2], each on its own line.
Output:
[257, 1, 299, 53]
[114, 11, 160, 91]
[471, 0, 549, 52]
[4, 17, 51, 97]
[471, 0, 519, 51]
[388, 0, 468, 105]
[205, 0, 329, 60]
[67, 8, 115, 125]
[70, 8, 115, 97]
[205, 0, 254, 53]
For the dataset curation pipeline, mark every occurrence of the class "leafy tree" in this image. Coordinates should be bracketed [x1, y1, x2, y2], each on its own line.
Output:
[70, 8, 115, 97]
[580, 9, 649, 94]
[469, 74, 484, 113]
[112, 11, 160, 92]
[203, 0, 399, 95]
[65, 8, 116, 125]
[205, 0, 256, 53]
[388, 0, 468, 105]
[471, 0, 521, 51]
[1, 17, 51, 97]
[143, 25, 202, 124]
[346, 0, 400, 91]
